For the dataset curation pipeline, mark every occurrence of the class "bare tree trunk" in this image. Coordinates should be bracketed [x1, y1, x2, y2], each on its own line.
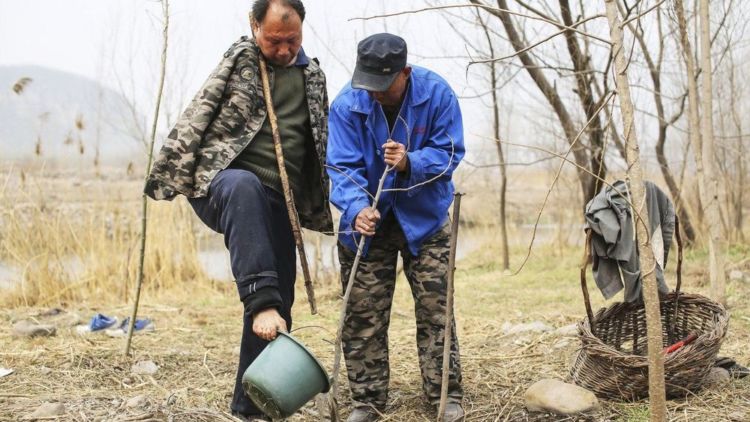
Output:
[558, 0, 607, 194]
[728, 53, 745, 242]
[604, 1, 666, 420]
[698, 0, 727, 304]
[674, 0, 707, 236]
[478, 13, 510, 270]
[619, 4, 696, 244]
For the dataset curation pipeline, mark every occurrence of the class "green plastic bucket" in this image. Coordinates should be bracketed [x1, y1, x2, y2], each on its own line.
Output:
[242, 332, 330, 419]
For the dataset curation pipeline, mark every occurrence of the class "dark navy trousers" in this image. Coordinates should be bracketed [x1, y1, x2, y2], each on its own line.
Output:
[188, 168, 296, 417]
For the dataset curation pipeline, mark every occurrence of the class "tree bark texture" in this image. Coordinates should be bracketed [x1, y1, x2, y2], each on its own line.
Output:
[698, 0, 727, 304]
[618, 3, 696, 244]
[604, 1, 667, 420]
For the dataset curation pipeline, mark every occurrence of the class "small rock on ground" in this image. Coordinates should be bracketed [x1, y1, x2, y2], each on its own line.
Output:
[502, 321, 553, 335]
[35, 309, 83, 327]
[51, 312, 83, 328]
[553, 323, 579, 337]
[728, 270, 744, 282]
[525, 378, 599, 415]
[553, 339, 571, 349]
[13, 320, 56, 338]
[125, 395, 150, 409]
[23, 402, 66, 420]
[729, 411, 746, 421]
[705, 367, 731, 386]
[131, 360, 158, 375]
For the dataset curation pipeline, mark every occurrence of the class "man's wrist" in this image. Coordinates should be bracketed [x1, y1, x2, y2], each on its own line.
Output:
[398, 154, 411, 174]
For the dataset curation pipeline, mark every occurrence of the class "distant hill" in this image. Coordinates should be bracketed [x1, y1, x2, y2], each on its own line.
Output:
[0, 65, 143, 165]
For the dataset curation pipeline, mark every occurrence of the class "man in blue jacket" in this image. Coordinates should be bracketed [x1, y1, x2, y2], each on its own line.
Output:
[327, 33, 465, 422]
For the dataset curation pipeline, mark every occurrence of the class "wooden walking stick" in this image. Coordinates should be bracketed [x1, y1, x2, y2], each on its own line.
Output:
[437, 192, 463, 421]
[327, 116, 413, 420]
[328, 163, 394, 421]
[258, 55, 317, 315]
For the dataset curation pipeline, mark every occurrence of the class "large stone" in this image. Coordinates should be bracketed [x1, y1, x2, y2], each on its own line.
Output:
[131, 360, 159, 375]
[524, 379, 599, 415]
[13, 320, 56, 337]
[502, 321, 553, 335]
[23, 402, 66, 420]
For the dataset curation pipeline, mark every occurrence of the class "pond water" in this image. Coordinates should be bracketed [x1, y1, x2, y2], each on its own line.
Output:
[0, 224, 583, 287]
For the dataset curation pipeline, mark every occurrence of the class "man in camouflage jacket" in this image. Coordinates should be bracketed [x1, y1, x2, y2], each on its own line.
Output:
[145, 1, 331, 419]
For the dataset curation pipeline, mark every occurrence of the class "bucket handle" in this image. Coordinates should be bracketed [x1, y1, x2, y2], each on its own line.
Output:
[580, 215, 684, 334]
[288, 325, 336, 346]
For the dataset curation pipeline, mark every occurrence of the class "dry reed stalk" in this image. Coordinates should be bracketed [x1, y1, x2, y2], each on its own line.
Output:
[0, 170, 205, 308]
[124, 0, 169, 357]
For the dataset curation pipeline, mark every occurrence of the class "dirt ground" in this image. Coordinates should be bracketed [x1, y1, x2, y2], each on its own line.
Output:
[1, 239, 749, 422]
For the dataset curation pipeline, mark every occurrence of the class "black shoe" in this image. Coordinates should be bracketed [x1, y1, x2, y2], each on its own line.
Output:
[231, 412, 270, 421]
[439, 403, 465, 422]
[346, 407, 380, 422]
[715, 356, 750, 379]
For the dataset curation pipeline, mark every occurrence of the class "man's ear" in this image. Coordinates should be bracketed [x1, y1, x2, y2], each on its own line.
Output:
[403, 67, 412, 77]
[249, 14, 259, 37]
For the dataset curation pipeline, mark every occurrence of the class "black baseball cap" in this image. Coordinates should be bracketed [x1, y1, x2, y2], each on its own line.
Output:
[352, 33, 407, 92]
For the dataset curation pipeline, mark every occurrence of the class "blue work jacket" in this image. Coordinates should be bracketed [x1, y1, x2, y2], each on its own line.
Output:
[326, 65, 465, 256]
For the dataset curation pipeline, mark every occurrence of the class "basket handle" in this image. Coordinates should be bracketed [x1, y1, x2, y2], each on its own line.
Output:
[669, 215, 684, 337]
[580, 229, 595, 329]
[674, 215, 683, 295]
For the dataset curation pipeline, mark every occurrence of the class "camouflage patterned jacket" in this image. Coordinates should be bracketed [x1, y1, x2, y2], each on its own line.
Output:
[144, 36, 333, 233]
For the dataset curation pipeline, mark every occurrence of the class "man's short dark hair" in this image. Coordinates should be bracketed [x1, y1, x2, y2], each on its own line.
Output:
[252, 0, 306, 23]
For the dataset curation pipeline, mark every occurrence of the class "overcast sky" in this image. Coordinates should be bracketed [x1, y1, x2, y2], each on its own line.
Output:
[2, 1, 543, 167]
[5, 1, 745, 173]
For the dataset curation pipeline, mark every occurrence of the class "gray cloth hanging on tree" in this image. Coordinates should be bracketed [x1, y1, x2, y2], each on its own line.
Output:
[584, 180, 676, 303]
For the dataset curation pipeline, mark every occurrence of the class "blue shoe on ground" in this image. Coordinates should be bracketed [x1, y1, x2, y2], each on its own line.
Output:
[119, 317, 155, 333]
[89, 314, 118, 331]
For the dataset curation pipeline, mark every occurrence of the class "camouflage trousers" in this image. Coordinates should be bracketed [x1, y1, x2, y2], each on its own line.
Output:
[338, 213, 463, 410]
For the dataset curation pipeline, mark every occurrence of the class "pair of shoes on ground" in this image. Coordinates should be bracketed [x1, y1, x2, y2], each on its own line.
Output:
[75, 314, 154, 337]
[346, 403, 465, 422]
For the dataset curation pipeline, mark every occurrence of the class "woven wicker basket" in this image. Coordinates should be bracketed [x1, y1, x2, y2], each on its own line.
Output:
[569, 218, 729, 400]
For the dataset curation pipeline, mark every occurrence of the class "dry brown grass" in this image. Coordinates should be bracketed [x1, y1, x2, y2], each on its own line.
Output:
[0, 166, 205, 307]
[1, 239, 749, 421]
[1, 165, 749, 421]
